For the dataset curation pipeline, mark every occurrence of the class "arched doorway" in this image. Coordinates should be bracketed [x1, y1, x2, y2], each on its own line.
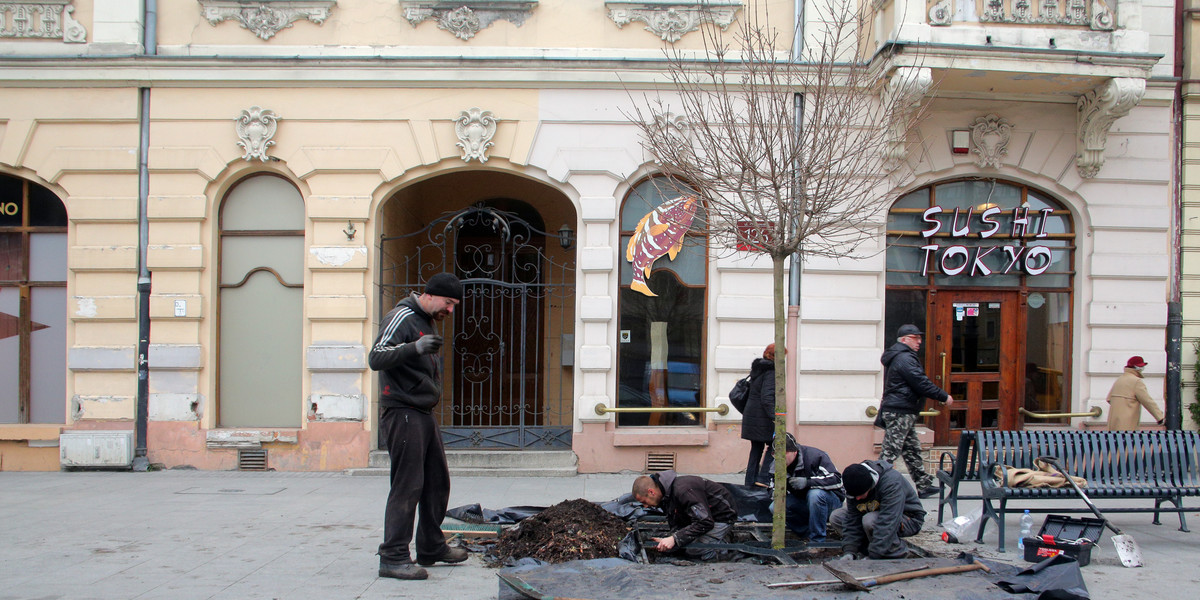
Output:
[377, 172, 576, 449]
[885, 178, 1075, 445]
[0, 174, 67, 424]
[217, 175, 304, 428]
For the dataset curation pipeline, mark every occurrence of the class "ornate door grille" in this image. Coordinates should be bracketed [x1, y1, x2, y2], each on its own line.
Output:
[378, 204, 575, 449]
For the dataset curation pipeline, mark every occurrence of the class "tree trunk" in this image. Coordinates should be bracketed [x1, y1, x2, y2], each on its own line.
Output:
[771, 254, 788, 548]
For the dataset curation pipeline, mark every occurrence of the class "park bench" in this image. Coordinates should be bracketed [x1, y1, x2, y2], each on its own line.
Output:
[935, 430, 980, 525]
[973, 429, 1200, 552]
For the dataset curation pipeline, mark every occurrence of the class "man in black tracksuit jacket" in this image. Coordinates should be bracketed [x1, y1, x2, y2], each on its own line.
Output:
[370, 273, 465, 581]
[831, 459, 926, 559]
[632, 470, 738, 561]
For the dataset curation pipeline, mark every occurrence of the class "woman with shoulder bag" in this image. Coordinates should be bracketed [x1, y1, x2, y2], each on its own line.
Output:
[741, 343, 779, 487]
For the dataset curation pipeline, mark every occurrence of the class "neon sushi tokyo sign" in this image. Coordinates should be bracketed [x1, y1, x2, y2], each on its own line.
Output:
[919, 205, 1056, 277]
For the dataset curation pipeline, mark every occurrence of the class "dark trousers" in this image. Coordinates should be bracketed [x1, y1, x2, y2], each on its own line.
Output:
[745, 440, 775, 486]
[378, 406, 451, 564]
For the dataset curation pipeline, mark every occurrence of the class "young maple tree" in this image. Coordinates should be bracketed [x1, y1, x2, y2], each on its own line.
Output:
[626, 1, 928, 547]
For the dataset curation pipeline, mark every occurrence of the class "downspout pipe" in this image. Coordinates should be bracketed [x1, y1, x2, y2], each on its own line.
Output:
[133, 0, 158, 471]
[1165, 0, 1185, 430]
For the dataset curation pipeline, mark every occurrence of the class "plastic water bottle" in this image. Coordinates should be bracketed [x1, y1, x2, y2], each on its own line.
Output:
[1017, 510, 1033, 551]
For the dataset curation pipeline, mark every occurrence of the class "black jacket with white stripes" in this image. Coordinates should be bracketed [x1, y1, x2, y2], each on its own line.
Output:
[368, 294, 443, 412]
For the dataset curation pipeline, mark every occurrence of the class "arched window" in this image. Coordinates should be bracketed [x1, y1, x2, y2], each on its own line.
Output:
[0, 175, 67, 424]
[218, 175, 304, 427]
[616, 176, 706, 427]
[885, 178, 1075, 439]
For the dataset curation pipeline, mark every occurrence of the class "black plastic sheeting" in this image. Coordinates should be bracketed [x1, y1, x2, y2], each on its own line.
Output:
[447, 483, 772, 525]
[496, 553, 1089, 600]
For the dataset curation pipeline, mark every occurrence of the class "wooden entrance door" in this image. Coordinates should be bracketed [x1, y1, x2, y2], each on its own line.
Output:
[927, 290, 1022, 445]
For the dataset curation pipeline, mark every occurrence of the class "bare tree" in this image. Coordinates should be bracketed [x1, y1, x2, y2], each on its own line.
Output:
[626, 2, 927, 547]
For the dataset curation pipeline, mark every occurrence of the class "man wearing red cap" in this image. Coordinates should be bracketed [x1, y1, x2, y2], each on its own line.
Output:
[1105, 355, 1165, 431]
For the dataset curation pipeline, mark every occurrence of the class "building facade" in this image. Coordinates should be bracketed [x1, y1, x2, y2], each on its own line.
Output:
[0, 0, 1177, 472]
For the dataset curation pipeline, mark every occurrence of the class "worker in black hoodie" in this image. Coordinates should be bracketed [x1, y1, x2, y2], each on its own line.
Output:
[370, 273, 466, 581]
[831, 459, 926, 559]
[632, 470, 738, 561]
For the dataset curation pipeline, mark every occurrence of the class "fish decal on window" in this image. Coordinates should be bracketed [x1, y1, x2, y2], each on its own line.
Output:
[625, 195, 698, 297]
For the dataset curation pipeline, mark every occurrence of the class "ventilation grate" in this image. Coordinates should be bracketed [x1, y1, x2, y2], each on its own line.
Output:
[645, 452, 676, 472]
[238, 449, 268, 471]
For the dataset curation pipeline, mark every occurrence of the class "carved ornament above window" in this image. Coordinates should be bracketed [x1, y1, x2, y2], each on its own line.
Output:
[931, 0, 1113, 30]
[0, 1, 86, 43]
[401, 1, 537, 41]
[199, 1, 336, 41]
[605, 1, 741, 43]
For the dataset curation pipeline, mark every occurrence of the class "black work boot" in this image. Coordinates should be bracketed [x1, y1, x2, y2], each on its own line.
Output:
[378, 561, 429, 580]
[416, 545, 469, 566]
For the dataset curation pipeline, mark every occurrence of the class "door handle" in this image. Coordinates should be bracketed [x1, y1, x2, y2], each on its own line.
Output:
[940, 351, 946, 382]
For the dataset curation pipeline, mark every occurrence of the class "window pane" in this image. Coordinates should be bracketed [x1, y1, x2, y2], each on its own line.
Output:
[27, 187, 67, 227]
[30, 286, 65, 423]
[29, 233, 67, 282]
[0, 287, 18, 422]
[221, 176, 304, 231]
[884, 289, 925, 345]
[219, 272, 302, 427]
[619, 235, 706, 288]
[1024, 291, 1070, 421]
[618, 278, 704, 427]
[0, 233, 22, 281]
[0, 177, 21, 227]
[621, 178, 696, 231]
[220, 235, 304, 286]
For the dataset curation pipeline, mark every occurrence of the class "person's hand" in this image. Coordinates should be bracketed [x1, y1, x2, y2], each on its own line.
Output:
[414, 334, 443, 355]
[787, 477, 808, 493]
[651, 536, 676, 552]
[944, 395, 954, 406]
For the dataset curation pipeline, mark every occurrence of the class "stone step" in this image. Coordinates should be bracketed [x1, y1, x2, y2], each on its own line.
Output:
[347, 449, 578, 477]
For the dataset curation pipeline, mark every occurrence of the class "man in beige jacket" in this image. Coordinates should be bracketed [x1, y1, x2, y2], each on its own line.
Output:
[1106, 356, 1165, 430]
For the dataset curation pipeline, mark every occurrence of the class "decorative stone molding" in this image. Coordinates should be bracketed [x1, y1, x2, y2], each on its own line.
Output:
[455, 108, 497, 163]
[199, 1, 336, 41]
[236, 106, 280, 162]
[969, 114, 1013, 169]
[977, 0, 1114, 30]
[883, 67, 932, 163]
[605, 1, 741, 43]
[928, 0, 952, 26]
[0, 1, 86, 43]
[647, 111, 690, 162]
[401, 1, 537, 41]
[1076, 77, 1143, 178]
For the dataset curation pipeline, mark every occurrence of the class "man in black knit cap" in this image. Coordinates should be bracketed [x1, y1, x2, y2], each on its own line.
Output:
[830, 459, 926, 560]
[370, 273, 466, 580]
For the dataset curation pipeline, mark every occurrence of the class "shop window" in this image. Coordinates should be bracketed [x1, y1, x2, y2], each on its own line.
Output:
[617, 177, 706, 427]
[0, 175, 67, 424]
[217, 175, 304, 427]
[885, 179, 1075, 424]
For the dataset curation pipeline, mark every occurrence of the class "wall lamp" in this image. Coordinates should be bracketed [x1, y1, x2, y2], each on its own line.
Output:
[557, 223, 575, 250]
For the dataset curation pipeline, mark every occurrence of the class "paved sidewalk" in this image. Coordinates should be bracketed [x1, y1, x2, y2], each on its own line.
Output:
[0, 469, 1195, 599]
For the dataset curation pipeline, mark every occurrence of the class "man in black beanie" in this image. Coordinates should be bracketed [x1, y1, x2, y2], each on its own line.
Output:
[370, 273, 465, 580]
[829, 459, 926, 560]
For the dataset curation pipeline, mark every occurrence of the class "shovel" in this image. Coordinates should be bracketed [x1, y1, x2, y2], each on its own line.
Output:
[1036, 455, 1144, 568]
[822, 560, 989, 591]
[766, 563, 933, 588]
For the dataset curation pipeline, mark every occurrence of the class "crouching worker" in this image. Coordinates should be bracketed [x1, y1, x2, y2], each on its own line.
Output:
[830, 460, 925, 560]
[632, 470, 738, 561]
[779, 433, 844, 542]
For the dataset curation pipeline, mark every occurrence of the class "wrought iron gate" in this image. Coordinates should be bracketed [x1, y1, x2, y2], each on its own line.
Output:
[378, 203, 575, 449]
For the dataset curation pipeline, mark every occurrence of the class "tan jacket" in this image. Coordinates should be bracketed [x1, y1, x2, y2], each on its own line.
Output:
[1105, 367, 1164, 431]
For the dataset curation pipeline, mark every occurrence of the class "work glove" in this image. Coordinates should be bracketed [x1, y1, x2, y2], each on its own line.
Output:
[838, 552, 857, 561]
[414, 334, 443, 355]
[787, 477, 808, 493]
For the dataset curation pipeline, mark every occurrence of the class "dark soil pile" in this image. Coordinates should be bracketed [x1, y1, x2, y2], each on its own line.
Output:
[490, 498, 630, 564]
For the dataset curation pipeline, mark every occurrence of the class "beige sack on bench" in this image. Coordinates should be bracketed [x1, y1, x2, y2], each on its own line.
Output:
[994, 458, 1088, 488]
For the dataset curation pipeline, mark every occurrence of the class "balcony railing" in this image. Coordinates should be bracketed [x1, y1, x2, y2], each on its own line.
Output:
[927, 0, 1114, 30]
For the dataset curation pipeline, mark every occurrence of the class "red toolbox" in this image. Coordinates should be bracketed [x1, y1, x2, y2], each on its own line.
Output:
[1022, 515, 1105, 566]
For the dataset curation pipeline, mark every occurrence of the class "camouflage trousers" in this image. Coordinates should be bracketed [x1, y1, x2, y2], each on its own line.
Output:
[878, 411, 933, 489]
